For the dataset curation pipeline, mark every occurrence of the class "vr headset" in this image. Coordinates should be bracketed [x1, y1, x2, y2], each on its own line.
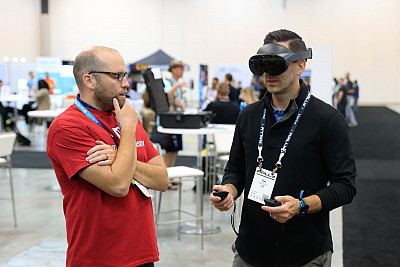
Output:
[249, 43, 312, 76]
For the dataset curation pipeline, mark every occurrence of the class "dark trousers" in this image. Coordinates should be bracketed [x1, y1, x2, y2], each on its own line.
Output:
[21, 103, 35, 124]
[0, 106, 14, 129]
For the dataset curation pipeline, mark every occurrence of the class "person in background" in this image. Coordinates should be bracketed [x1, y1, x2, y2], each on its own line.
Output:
[336, 78, 347, 117]
[44, 72, 56, 94]
[0, 80, 14, 131]
[344, 72, 357, 127]
[21, 80, 51, 125]
[27, 71, 36, 97]
[161, 60, 188, 189]
[210, 29, 356, 267]
[352, 79, 359, 113]
[204, 83, 240, 124]
[225, 73, 240, 103]
[332, 77, 339, 107]
[202, 77, 218, 108]
[46, 46, 168, 266]
[240, 86, 258, 105]
[239, 86, 258, 111]
[162, 60, 187, 168]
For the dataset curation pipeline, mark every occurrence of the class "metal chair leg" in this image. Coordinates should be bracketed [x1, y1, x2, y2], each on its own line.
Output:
[155, 189, 162, 231]
[178, 179, 182, 241]
[8, 159, 17, 227]
[199, 174, 204, 250]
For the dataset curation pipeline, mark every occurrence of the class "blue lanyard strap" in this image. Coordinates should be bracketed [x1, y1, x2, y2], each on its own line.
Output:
[258, 92, 311, 173]
[74, 98, 119, 148]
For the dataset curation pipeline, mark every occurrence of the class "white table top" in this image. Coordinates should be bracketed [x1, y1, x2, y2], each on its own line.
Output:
[167, 166, 204, 179]
[0, 94, 26, 102]
[27, 109, 66, 119]
[157, 124, 235, 135]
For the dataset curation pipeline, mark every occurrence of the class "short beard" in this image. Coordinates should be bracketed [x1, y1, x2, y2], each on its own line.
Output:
[93, 79, 115, 111]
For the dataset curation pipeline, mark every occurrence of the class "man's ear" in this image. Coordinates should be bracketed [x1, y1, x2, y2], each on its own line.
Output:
[83, 73, 96, 91]
[297, 60, 307, 76]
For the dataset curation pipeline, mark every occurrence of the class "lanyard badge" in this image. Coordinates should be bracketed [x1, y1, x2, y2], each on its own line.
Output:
[248, 93, 311, 205]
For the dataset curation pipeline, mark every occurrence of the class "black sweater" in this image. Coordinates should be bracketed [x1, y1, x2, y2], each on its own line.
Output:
[204, 98, 240, 124]
[222, 81, 356, 266]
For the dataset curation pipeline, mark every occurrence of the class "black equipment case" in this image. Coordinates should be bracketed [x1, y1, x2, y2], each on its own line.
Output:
[142, 68, 212, 129]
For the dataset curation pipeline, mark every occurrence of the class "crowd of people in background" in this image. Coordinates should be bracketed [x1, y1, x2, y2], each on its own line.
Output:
[1, 67, 360, 135]
[200, 71, 360, 130]
[333, 72, 359, 127]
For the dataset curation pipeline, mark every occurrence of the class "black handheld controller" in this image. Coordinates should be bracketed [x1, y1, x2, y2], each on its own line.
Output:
[264, 198, 282, 207]
[213, 191, 229, 201]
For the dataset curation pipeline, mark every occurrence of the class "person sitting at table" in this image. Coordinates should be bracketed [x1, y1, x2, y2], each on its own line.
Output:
[204, 83, 240, 124]
[21, 79, 51, 125]
[0, 79, 15, 131]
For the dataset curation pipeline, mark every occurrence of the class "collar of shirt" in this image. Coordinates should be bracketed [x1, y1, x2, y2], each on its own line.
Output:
[76, 94, 98, 110]
[270, 100, 285, 122]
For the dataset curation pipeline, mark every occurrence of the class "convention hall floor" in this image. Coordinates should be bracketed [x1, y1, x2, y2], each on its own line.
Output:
[4, 105, 390, 266]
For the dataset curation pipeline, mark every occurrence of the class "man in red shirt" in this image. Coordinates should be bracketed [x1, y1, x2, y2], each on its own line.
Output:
[47, 46, 169, 267]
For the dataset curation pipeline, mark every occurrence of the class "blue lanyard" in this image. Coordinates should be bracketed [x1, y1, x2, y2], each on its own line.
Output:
[257, 92, 311, 173]
[74, 98, 119, 148]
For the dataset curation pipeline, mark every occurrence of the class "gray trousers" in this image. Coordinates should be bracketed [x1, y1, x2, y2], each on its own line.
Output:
[232, 243, 332, 267]
[345, 95, 357, 125]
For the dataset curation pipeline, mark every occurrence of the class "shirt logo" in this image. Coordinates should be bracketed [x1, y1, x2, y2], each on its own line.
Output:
[112, 127, 121, 139]
[137, 140, 145, 147]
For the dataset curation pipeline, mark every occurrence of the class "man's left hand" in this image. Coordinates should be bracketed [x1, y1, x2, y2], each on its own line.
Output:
[86, 140, 117, 166]
[261, 195, 299, 223]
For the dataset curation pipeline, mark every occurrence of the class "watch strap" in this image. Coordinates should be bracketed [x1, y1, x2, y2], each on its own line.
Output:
[299, 198, 309, 215]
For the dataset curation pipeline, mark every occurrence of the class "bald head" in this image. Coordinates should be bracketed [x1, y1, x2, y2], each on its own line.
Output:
[73, 46, 119, 88]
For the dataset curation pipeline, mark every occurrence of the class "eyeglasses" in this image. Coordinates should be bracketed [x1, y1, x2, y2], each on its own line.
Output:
[88, 71, 128, 82]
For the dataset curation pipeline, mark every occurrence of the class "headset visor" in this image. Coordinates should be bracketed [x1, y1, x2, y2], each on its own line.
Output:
[249, 43, 312, 76]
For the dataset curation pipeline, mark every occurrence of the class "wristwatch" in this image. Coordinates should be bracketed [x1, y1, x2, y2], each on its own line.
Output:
[299, 198, 309, 215]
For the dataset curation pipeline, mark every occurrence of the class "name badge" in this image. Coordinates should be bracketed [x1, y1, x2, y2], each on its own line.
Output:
[247, 168, 277, 204]
[132, 179, 152, 198]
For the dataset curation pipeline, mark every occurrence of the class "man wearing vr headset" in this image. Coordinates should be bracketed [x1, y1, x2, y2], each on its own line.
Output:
[210, 29, 356, 266]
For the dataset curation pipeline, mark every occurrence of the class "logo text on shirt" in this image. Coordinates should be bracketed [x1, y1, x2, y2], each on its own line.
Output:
[112, 127, 121, 139]
[137, 140, 145, 147]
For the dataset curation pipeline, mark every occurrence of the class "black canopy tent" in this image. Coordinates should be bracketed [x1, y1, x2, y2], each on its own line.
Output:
[129, 49, 189, 74]
[129, 49, 174, 73]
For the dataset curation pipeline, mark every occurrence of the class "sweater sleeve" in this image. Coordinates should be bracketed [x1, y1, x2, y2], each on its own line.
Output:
[315, 110, 357, 212]
[221, 112, 246, 197]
